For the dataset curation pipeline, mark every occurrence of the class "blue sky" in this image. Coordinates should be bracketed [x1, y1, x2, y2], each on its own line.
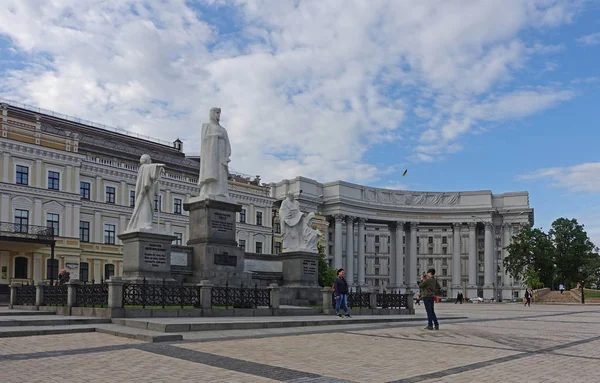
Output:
[0, 0, 599, 243]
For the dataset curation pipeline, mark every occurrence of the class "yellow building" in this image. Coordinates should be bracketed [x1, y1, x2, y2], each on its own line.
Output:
[0, 100, 274, 301]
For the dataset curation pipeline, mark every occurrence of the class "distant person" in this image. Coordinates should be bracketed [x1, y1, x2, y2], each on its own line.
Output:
[455, 292, 463, 304]
[418, 268, 439, 330]
[333, 269, 351, 318]
[559, 284, 565, 294]
[524, 289, 532, 307]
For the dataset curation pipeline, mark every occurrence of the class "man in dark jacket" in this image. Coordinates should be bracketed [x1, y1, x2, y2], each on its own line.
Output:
[333, 268, 351, 318]
[418, 268, 439, 330]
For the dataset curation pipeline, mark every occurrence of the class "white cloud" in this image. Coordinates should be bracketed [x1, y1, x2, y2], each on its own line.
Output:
[0, 0, 584, 183]
[518, 162, 600, 193]
[576, 32, 600, 46]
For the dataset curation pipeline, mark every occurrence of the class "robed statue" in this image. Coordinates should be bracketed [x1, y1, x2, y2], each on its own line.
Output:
[198, 107, 231, 200]
[126, 154, 165, 232]
[279, 191, 322, 252]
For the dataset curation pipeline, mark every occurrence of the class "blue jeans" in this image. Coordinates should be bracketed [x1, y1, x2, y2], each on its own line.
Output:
[336, 294, 348, 314]
[422, 297, 439, 327]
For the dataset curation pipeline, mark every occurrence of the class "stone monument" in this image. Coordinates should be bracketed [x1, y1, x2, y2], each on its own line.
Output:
[277, 191, 323, 305]
[185, 108, 252, 285]
[118, 154, 176, 283]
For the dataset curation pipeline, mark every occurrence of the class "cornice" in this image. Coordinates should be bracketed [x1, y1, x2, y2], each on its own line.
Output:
[0, 182, 81, 202]
[0, 139, 84, 164]
[236, 222, 273, 233]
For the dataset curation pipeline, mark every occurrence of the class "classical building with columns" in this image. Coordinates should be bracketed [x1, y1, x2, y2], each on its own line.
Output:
[270, 177, 533, 300]
[0, 100, 274, 300]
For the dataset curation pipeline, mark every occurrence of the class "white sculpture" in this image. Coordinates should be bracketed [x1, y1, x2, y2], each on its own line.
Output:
[198, 107, 231, 200]
[279, 191, 322, 252]
[126, 154, 165, 232]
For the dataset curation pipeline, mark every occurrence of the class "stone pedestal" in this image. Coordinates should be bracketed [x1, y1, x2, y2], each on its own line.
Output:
[278, 251, 321, 306]
[118, 231, 177, 283]
[184, 197, 252, 285]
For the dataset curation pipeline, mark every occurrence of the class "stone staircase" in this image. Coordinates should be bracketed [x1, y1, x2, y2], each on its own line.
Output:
[534, 290, 579, 303]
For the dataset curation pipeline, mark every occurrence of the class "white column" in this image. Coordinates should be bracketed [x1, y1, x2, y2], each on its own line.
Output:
[119, 215, 127, 237]
[468, 222, 477, 287]
[74, 167, 81, 195]
[34, 199, 43, 226]
[333, 215, 344, 269]
[357, 218, 366, 287]
[388, 223, 396, 287]
[35, 159, 42, 188]
[345, 216, 354, 285]
[33, 253, 43, 282]
[484, 222, 494, 289]
[2, 152, 9, 182]
[452, 222, 462, 291]
[65, 204, 73, 237]
[66, 165, 73, 193]
[94, 259, 102, 281]
[73, 205, 81, 239]
[395, 221, 405, 289]
[1, 194, 9, 222]
[94, 212, 102, 243]
[120, 181, 127, 206]
[409, 222, 418, 289]
[95, 176, 102, 201]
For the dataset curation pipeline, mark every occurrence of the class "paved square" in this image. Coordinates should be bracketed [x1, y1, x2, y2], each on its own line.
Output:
[1, 304, 600, 382]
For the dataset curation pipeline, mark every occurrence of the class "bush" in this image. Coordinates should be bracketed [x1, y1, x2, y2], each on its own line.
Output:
[317, 244, 337, 288]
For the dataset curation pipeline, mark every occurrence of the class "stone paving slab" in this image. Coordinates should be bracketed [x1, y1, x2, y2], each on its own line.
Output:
[112, 314, 467, 333]
[0, 324, 98, 338]
[0, 315, 111, 327]
[95, 324, 184, 343]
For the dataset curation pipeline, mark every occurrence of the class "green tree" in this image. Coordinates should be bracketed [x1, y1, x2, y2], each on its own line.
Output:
[503, 224, 555, 288]
[549, 218, 598, 288]
[317, 243, 336, 288]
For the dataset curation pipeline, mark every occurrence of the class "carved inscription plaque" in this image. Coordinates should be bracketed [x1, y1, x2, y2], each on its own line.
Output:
[214, 252, 237, 267]
[302, 259, 317, 276]
[211, 211, 234, 233]
[143, 243, 168, 268]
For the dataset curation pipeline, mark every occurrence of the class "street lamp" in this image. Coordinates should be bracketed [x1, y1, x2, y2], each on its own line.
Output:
[579, 266, 585, 304]
[471, 211, 525, 302]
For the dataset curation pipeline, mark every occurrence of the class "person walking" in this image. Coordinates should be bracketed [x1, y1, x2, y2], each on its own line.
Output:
[559, 284, 565, 294]
[418, 268, 439, 330]
[524, 289, 532, 307]
[333, 269, 351, 318]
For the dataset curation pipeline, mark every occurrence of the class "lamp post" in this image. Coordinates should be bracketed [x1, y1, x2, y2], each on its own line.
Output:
[471, 211, 525, 302]
[579, 266, 585, 304]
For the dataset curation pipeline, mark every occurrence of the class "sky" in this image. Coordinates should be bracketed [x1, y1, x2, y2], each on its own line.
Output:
[0, 0, 599, 243]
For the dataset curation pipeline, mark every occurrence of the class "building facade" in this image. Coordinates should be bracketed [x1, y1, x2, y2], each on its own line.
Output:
[270, 177, 534, 300]
[0, 101, 274, 293]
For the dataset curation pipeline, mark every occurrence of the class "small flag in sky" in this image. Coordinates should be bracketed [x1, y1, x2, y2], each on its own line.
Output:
[402, 169, 408, 177]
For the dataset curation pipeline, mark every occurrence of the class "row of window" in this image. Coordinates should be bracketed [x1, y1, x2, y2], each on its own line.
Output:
[238, 209, 265, 226]
[14, 209, 60, 236]
[16, 166, 61, 190]
[80, 182, 184, 213]
[12, 257, 115, 281]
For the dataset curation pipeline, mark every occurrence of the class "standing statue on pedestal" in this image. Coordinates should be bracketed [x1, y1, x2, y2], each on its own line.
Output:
[279, 191, 322, 252]
[125, 154, 165, 233]
[198, 107, 231, 200]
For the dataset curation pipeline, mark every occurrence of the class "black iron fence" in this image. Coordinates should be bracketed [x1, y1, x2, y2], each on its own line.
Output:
[122, 278, 200, 308]
[14, 282, 36, 305]
[376, 289, 408, 309]
[76, 280, 108, 307]
[348, 287, 371, 308]
[43, 284, 68, 306]
[211, 282, 271, 309]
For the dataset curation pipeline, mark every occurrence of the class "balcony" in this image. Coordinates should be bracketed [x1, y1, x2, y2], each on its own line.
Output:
[0, 222, 56, 245]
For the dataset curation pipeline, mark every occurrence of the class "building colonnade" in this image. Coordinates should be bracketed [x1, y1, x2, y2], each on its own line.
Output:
[330, 215, 520, 299]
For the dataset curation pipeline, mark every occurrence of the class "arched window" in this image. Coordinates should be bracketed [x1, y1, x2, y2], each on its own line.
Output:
[104, 264, 115, 280]
[14, 257, 28, 279]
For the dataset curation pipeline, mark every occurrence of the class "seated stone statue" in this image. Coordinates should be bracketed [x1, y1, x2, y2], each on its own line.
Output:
[279, 192, 322, 252]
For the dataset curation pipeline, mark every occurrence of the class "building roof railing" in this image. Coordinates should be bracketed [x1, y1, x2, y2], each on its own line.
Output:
[0, 97, 172, 147]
